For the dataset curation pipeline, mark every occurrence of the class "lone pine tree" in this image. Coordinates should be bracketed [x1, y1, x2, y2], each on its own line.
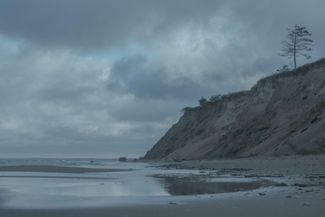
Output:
[280, 25, 313, 69]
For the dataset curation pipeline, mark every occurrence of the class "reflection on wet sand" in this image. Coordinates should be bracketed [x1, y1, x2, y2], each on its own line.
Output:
[158, 176, 275, 195]
[0, 159, 283, 209]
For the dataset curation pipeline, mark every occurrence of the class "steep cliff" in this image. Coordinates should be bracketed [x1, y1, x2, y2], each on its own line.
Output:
[144, 59, 325, 160]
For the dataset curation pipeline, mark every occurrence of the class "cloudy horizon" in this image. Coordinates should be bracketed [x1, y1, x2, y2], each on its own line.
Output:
[0, 0, 325, 158]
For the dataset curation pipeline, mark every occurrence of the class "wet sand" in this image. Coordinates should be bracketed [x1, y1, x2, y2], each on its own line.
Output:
[156, 175, 275, 195]
[163, 155, 325, 177]
[0, 155, 324, 216]
[0, 189, 324, 217]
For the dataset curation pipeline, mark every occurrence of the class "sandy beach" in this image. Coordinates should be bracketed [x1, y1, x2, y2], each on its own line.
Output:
[0, 186, 324, 217]
[0, 155, 324, 217]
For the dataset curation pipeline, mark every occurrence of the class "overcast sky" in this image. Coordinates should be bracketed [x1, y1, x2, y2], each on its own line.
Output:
[0, 0, 324, 158]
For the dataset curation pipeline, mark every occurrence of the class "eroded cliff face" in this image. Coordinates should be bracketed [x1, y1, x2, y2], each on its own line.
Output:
[144, 59, 325, 160]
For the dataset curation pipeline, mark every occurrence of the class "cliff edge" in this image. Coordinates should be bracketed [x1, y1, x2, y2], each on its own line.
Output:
[144, 59, 325, 160]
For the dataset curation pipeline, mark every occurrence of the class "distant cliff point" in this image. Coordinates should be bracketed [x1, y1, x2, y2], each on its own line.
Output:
[144, 59, 325, 160]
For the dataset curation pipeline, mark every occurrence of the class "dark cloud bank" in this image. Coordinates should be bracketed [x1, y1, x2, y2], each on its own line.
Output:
[0, 0, 324, 157]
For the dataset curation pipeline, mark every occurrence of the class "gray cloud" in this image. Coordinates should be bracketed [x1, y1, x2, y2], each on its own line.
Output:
[108, 55, 213, 100]
[0, 0, 223, 50]
[0, 0, 324, 55]
[0, 37, 178, 157]
[0, 1, 325, 157]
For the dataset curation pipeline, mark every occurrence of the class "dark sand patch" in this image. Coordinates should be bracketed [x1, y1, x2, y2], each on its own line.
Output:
[156, 176, 275, 195]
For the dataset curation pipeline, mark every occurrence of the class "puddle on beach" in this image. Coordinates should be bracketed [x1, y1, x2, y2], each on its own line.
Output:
[0, 159, 281, 208]
[157, 176, 275, 195]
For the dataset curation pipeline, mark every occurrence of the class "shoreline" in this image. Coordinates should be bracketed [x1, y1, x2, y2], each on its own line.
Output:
[0, 155, 324, 216]
[149, 154, 325, 175]
[0, 165, 132, 173]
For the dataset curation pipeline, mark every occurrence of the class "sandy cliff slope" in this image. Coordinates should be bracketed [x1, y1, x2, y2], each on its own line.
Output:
[144, 59, 325, 160]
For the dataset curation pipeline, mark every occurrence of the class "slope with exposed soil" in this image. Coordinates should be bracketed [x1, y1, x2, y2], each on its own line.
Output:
[144, 59, 325, 160]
